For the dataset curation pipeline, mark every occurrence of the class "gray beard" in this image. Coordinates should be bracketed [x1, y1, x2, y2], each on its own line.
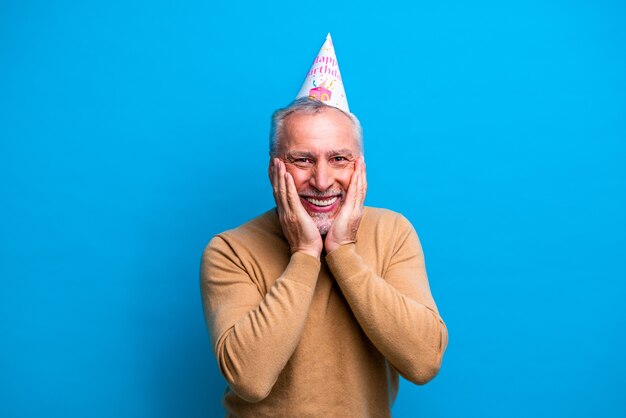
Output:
[309, 212, 333, 235]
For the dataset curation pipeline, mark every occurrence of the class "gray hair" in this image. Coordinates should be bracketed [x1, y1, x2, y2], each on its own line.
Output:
[269, 97, 363, 158]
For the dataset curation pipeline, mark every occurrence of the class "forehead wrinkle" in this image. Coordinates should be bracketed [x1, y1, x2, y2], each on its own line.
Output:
[279, 108, 360, 156]
[286, 148, 355, 159]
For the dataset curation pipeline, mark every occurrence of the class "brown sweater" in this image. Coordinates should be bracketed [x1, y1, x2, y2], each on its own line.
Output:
[200, 207, 448, 417]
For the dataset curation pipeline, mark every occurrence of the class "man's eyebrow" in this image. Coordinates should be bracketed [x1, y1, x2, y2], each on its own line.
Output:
[325, 148, 355, 158]
[285, 151, 315, 159]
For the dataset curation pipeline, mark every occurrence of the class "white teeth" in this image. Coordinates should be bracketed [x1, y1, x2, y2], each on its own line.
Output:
[305, 196, 338, 207]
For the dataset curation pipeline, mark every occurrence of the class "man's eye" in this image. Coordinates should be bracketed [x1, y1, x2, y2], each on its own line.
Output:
[291, 158, 313, 167]
[331, 156, 349, 164]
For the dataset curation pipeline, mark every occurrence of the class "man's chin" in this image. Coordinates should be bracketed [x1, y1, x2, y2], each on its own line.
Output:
[308, 213, 333, 236]
[317, 223, 331, 236]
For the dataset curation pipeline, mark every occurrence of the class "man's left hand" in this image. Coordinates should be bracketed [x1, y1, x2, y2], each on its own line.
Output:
[325, 157, 367, 253]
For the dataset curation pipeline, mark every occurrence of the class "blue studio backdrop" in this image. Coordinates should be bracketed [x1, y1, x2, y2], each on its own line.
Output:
[1, 1, 625, 417]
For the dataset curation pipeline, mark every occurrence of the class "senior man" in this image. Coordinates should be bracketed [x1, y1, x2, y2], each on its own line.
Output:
[200, 35, 448, 417]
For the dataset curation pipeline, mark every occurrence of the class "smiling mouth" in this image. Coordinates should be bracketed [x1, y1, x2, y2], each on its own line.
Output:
[299, 193, 342, 212]
[302, 196, 339, 207]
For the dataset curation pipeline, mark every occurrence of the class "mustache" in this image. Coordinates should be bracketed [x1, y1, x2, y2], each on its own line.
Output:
[298, 189, 344, 198]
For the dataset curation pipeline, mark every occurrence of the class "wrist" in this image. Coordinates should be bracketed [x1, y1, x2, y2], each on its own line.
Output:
[325, 241, 339, 253]
[325, 239, 352, 254]
[293, 247, 322, 260]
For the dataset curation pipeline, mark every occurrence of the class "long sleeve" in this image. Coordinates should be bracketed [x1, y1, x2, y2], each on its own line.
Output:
[325, 215, 448, 385]
[200, 235, 321, 402]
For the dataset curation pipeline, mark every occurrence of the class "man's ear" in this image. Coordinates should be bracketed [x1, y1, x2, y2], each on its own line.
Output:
[268, 159, 273, 182]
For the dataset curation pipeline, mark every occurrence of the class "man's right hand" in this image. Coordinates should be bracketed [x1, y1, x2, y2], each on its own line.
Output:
[270, 158, 323, 260]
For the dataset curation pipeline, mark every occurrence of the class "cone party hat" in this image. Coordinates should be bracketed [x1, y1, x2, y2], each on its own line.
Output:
[296, 33, 349, 113]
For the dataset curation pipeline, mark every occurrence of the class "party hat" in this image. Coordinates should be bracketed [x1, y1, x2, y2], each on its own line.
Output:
[296, 33, 349, 113]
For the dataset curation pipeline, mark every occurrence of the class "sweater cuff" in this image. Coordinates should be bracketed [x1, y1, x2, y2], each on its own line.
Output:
[282, 251, 321, 288]
[325, 243, 367, 283]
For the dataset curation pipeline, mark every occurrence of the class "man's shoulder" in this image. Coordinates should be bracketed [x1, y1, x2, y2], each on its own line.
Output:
[206, 208, 283, 252]
[220, 208, 279, 235]
[360, 206, 418, 245]
[363, 206, 413, 228]
[358, 207, 422, 258]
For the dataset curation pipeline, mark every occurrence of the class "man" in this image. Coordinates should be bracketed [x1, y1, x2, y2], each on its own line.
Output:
[200, 35, 448, 417]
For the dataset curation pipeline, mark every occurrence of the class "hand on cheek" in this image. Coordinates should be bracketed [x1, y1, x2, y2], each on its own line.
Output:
[270, 158, 323, 259]
[324, 157, 367, 253]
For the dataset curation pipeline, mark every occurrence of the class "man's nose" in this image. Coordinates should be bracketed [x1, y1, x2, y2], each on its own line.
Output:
[310, 162, 334, 191]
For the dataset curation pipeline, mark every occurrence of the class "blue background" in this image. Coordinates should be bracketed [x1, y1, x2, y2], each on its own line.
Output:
[1, 0, 625, 417]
